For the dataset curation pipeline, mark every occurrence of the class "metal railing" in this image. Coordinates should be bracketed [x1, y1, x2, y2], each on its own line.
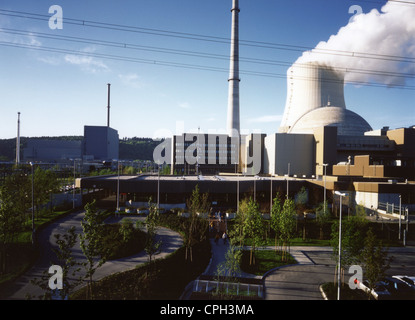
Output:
[193, 279, 264, 298]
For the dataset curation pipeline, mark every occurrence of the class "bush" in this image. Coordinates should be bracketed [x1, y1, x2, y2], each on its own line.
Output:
[100, 223, 146, 260]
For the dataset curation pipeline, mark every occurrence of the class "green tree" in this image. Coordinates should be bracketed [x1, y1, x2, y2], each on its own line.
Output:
[360, 228, 391, 300]
[32, 167, 59, 215]
[229, 198, 249, 248]
[316, 201, 331, 240]
[243, 198, 264, 266]
[279, 198, 296, 261]
[31, 226, 82, 299]
[144, 199, 162, 272]
[185, 185, 209, 262]
[270, 193, 283, 253]
[79, 201, 108, 299]
[0, 170, 31, 273]
[331, 216, 368, 269]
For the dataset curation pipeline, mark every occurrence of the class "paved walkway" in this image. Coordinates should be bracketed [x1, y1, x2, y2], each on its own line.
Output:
[1, 212, 183, 300]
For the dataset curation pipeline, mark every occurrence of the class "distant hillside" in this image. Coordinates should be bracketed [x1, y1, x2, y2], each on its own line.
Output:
[0, 136, 162, 161]
[119, 137, 164, 161]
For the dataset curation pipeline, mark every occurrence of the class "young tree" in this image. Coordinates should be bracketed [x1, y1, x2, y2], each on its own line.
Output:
[0, 171, 30, 273]
[32, 167, 59, 215]
[270, 193, 283, 253]
[229, 198, 249, 248]
[360, 228, 391, 300]
[31, 226, 82, 299]
[316, 201, 331, 240]
[331, 216, 368, 269]
[79, 200, 108, 299]
[185, 185, 209, 262]
[243, 198, 264, 266]
[279, 198, 296, 261]
[144, 199, 162, 272]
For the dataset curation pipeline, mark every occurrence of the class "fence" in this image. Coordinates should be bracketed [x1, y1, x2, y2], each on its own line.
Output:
[192, 279, 264, 299]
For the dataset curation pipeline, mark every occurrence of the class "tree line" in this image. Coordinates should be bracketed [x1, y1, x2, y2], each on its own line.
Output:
[0, 165, 61, 274]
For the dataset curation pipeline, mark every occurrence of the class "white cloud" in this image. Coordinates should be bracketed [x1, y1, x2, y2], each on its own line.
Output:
[178, 102, 191, 109]
[64, 48, 109, 73]
[118, 73, 143, 89]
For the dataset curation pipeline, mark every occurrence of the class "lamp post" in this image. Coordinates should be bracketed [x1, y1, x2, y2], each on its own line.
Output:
[286, 162, 290, 199]
[73, 160, 76, 209]
[335, 190, 346, 300]
[399, 194, 402, 240]
[116, 161, 120, 216]
[322, 163, 328, 214]
[30, 162, 35, 245]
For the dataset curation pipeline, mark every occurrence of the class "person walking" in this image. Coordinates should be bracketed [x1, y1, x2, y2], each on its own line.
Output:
[222, 231, 227, 244]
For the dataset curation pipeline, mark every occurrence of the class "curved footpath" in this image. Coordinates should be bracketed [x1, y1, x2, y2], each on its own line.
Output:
[1, 208, 334, 301]
[204, 241, 335, 300]
[1, 212, 183, 300]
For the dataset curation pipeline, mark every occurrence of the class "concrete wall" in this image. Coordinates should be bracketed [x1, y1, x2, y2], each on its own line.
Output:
[264, 133, 314, 177]
[83, 126, 119, 161]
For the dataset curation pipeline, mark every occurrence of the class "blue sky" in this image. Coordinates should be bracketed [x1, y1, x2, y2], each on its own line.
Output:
[0, 0, 414, 140]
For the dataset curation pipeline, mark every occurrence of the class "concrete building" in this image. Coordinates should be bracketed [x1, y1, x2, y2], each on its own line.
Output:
[170, 133, 239, 175]
[23, 139, 82, 162]
[82, 126, 119, 161]
[264, 133, 314, 177]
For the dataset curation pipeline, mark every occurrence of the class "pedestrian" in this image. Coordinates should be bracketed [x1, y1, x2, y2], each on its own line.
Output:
[222, 231, 227, 244]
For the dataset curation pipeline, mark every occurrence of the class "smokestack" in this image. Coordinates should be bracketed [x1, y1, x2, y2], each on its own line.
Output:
[227, 0, 240, 138]
[16, 112, 20, 166]
[107, 83, 111, 127]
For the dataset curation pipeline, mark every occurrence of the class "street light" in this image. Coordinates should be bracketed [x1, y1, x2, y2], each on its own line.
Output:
[398, 194, 402, 240]
[322, 163, 328, 214]
[286, 162, 290, 199]
[30, 162, 35, 245]
[116, 161, 120, 216]
[335, 190, 346, 300]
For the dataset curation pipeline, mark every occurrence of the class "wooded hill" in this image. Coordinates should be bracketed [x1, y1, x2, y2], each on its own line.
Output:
[0, 136, 162, 161]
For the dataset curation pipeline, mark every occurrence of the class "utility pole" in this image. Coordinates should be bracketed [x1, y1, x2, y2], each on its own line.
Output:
[16, 112, 21, 166]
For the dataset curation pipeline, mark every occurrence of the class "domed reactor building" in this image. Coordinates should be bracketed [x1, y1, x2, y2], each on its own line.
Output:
[278, 61, 372, 135]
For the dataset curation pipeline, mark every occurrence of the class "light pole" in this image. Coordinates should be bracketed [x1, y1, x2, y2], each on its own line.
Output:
[399, 194, 402, 240]
[30, 162, 35, 245]
[286, 162, 290, 199]
[73, 160, 76, 209]
[322, 163, 328, 214]
[335, 190, 346, 300]
[116, 161, 120, 216]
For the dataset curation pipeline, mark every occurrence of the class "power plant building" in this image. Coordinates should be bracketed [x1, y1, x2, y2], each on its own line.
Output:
[82, 125, 119, 161]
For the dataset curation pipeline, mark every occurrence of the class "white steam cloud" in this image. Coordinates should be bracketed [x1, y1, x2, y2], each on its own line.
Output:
[296, 1, 415, 87]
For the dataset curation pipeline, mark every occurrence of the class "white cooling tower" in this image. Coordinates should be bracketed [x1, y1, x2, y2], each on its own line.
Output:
[278, 61, 371, 136]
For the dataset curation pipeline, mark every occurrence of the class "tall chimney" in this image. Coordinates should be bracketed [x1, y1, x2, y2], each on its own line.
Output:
[16, 112, 20, 165]
[107, 83, 111, 127]
[227, 0, 240, 138]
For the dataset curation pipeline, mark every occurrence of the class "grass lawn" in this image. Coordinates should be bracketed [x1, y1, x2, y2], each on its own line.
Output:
[240, 250, 297, 276]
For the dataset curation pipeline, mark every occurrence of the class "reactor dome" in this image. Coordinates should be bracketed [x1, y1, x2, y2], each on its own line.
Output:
[288, 106, 372, 136]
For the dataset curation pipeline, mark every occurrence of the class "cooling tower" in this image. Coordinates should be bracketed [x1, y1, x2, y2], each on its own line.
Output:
[278, 61, 372, 136]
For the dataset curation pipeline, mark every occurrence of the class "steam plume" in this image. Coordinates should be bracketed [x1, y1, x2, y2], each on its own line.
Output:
[296, 1, 415, 87]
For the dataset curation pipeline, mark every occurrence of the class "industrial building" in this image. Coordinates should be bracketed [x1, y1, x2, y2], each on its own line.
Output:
[20, 125, 119, 164]
[82, 125, 119, 162]
[23, 139, 82, 162]
[76, 0, 414, 216]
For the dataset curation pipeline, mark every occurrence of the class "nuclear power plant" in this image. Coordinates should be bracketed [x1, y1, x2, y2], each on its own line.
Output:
[78, 1, 415, 217]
